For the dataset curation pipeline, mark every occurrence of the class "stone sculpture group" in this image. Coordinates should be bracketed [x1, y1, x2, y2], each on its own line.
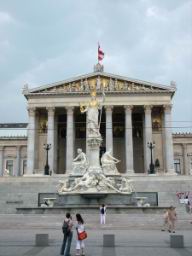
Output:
[58, 80, 134, 195]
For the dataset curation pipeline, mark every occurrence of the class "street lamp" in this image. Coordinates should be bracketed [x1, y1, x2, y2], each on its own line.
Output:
[44, 144, 51, 175]
[147, 142, 155, 174]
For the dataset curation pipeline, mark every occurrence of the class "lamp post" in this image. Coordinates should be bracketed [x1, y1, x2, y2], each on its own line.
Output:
[44, 144, 51, 175]
[147, 142, 155, 174]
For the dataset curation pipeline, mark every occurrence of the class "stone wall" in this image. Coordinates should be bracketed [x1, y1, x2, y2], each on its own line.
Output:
[0, 176, 192, 214]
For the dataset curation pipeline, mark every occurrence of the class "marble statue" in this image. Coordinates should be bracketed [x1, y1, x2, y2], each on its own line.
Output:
[101, 150, 120, 174]
[119, 177, 134, 193]
[57, 77, 134, 196]
[80, 91, 101, 138]
[3, 168, 10, 176]
[72, 148, 88, 175]
[58, 170, 133, 194]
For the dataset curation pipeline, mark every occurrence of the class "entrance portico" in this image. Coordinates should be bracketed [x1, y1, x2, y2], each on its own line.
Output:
[24, 65, 176, 175]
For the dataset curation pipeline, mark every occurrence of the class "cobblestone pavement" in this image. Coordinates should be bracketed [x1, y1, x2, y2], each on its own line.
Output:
[0, 214, 192, 256]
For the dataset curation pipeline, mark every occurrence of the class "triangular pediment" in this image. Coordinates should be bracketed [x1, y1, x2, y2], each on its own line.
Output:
[24, 71, 176, 97]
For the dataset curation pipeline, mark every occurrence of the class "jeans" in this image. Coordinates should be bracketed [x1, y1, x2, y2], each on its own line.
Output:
[60, 231, 73, 256]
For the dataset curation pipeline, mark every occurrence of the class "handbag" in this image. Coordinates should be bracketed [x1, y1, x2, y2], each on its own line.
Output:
[78, 230, 87, 240]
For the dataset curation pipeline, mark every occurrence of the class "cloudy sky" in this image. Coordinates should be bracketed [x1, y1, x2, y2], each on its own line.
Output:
[0, 0, 192, 132]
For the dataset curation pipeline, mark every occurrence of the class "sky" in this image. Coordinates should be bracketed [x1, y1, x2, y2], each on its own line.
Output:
[0, 0, 192, 132]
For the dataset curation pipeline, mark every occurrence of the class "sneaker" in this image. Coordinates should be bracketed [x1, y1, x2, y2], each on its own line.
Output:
[161, 229, 165, 231]
[168, 230, 171, 233]
[172, 231, 175, 233]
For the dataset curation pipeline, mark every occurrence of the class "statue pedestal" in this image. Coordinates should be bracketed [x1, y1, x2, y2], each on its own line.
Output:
[87, 136, 102, 173]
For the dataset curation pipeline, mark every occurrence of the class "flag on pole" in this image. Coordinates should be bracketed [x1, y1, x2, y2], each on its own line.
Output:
[98, 43, 104, 62]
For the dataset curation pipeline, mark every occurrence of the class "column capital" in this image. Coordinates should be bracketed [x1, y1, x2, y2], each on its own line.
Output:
[124, 105, 133, 112]
[47, 107, 55, 116]
[163, 104, 172, 113]
[27, 107, 36, 116]
[65, 106, 74, 114]
[144, 105, 153, 112]
[105, 105, 113, 112]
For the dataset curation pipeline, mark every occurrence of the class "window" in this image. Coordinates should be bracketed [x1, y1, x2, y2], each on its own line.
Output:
[22, 159, 27, 175]
[174, 159, 181, 174]
[6, 160, 14, 176]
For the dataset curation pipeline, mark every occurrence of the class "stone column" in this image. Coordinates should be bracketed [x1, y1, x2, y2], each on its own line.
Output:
[125, 106, 134, 174]
[105, 106, 113, 154]
[144, 105, 152, 173]
[0, 146, 4, 176]
[54, 115, 58, 173]
[47, 107, 55, 173]
[66, 107, 74, 173]
[183, 144, 188, 175]
[26, 107, 36, 174]
[163, 104, 175, 174]
[16, 146, 21, 176]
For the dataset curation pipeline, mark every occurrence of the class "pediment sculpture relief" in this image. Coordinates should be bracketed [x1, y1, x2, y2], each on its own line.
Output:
[37, 76, 165, 94]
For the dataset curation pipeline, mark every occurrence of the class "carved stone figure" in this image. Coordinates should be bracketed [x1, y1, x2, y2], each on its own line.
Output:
[80, 80, 84, 91]
[84, 79, 89, 91]
[58, 169, 134, 194]
[101, 150, 120, 174]
[72, 148, 88, 175]
[109, 78, 114, 91]
[58, 179, 68, 193]
[80, 92, 101, 138]
[119, 177, 134, 193]
[96, 77, 101, 90]
[3, 168, 10, 176]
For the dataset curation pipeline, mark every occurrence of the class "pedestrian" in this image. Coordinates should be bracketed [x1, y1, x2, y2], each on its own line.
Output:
[167, 206, 177, 233]
[100, 204, 106, 224]
[75, 213, 86, 256]
[60, 212, 73, 256]
[161, 209, 169, 231]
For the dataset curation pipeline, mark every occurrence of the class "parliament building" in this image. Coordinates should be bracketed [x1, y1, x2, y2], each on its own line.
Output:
[0, 64, 192, 177]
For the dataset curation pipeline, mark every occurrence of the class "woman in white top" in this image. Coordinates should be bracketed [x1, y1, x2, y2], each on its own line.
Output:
[75, 213, 85, 256]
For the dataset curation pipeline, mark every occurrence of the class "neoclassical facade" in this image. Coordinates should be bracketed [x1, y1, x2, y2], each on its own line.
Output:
[24, 64, 176, 175]
[1, 65, 191, 176]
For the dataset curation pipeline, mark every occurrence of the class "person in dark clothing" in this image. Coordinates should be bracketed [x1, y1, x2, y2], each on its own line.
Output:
[60, 212, 73, 256]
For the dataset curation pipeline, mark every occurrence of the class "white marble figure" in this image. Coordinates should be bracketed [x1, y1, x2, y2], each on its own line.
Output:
[58, 179, 69, 193]
[80, 93, 101, 138]
[3, 168, 10, 176]
[58, 169, 133, 194]
[96, 77, 101, 90]
[72, 148, 88, 175]
[119, 177, 134, 193]
[101, 150, 120, 174]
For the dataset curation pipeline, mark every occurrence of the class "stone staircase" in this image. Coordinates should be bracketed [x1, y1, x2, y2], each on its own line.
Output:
[0, 175, 192, 226]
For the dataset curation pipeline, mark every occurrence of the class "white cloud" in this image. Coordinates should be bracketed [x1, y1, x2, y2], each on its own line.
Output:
[0, 11, 14, 25]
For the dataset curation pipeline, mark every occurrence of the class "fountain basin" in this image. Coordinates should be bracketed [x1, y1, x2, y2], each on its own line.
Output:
[80, 193, 108, 199]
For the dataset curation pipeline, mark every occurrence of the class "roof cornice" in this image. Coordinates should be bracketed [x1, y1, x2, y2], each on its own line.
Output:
[25, 71, 176, 95]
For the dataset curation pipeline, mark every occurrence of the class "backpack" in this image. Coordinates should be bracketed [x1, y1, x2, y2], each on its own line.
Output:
[100, 207, 105, 214]
[62, 220, 70, 235]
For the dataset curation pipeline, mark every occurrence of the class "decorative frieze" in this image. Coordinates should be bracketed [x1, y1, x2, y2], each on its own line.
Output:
[35, 77, 167, 95]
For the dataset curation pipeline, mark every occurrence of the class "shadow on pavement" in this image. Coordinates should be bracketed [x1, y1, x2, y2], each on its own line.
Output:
[102, 247, 116, 256]
[23, 247, 45, 255]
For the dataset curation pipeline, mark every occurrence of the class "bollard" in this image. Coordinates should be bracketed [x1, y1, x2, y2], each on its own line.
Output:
[35, 234, 49, 246]
[103, 234, 115, 247]
[170, 235, 184, 248]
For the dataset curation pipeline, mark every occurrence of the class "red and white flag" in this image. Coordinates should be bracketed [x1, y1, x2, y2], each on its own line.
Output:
[98, 43, 104, 62]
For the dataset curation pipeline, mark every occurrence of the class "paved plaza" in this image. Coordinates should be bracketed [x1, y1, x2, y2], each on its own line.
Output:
[0, 214, 192, 256]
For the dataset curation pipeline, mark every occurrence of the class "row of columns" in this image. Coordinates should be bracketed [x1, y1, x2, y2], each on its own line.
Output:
[26, 105, 175, 175]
